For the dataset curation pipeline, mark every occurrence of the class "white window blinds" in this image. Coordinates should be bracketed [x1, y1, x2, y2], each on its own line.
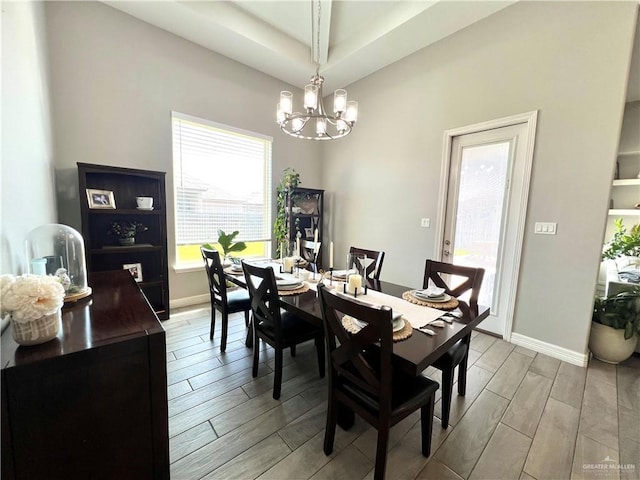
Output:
[172, 112, 272, 247]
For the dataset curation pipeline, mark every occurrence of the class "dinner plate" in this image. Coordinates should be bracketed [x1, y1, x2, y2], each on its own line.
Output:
[412, 291, 452, 303]
[277, 282, 304, 291]
[352, 317, 405, 332]
[331, 269, 356, 279]
[230, 264, 243, 272]
[276, 277, 300, 287]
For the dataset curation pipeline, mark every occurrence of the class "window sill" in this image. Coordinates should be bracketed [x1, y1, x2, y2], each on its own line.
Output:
[173, 263, 204, 274]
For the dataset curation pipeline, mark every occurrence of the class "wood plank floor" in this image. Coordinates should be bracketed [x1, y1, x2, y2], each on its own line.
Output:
[165, 305, 640, 480]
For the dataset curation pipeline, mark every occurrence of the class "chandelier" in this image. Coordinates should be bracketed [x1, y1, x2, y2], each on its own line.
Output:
[276, 2, 358, 140]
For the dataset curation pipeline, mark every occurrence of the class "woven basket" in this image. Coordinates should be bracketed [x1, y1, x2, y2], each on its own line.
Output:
[11, 310, 61, 346]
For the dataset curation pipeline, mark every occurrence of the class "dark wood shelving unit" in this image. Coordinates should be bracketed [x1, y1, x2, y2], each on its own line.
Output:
[286, 187, 324, 267]
[77, 163, 170, 320]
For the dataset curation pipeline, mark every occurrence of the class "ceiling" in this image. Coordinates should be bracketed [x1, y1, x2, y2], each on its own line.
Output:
[103, 0, 517, 92]
[104, 0, 638, 100]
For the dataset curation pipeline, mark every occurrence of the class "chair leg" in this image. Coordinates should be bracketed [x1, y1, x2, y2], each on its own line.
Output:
[440, 367, 454, 429]
[244, 310, 250, 327]
[337, 402, 355, 430]
[458, 355, 468, 396]
[315, 336, 325, 378]
[220, 311, 228, 353]
[323, 395, 337, 455]
[245, 314, 253, 349]
[420, 396, 435, 457]
[209, 306, 216, 341]
[290, 345, 296, 357]
[252, 332, 260, 378]
[273, 347, 283, 400]
[373, 427, 390, 480]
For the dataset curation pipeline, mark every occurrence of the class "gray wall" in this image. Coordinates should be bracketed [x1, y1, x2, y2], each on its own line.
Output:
[320, 1, 637, 356]
[43, 1, 321, 303]
[1, 2, 57, 275]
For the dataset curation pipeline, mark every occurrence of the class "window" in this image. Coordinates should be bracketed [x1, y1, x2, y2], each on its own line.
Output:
[172, 112, 272, 266]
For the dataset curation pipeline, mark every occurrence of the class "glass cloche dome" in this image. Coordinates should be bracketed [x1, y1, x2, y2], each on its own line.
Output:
[25, 224, 91, 302]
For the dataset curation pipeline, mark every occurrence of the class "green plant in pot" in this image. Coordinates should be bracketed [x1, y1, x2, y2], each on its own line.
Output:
[108, 221, 148, 246]
[203, 230, 246, 263]
[273, 168, 300, 258]
[602, 218, 640, 269]
[589, 287, 640, 364]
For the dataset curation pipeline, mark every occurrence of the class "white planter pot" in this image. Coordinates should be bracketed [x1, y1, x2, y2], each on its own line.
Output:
[588, 321, 638, 364]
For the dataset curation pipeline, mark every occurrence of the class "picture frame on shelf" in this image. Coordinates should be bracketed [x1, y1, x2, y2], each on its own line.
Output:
[123, 262, 143, 282]
[86, 189, 116, 209]
[304, 227, 314, 238]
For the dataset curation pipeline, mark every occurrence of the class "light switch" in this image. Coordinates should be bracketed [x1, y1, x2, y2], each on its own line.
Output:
[535, 222, 557, 235]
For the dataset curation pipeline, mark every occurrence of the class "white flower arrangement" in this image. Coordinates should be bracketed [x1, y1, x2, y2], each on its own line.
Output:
[1, 274, 65, 323]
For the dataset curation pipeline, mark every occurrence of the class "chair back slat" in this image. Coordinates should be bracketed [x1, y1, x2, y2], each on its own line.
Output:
[422, 260, 485, 306]
[318, 285, 394, 409]
[242, 261, 282, 335]
[349, 247, 385, 280]
[201, 247, 229, 304]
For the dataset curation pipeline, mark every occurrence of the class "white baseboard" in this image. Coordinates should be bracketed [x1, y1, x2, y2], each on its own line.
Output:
[510, 332, 589, 367]
[170, 294, 210, 310]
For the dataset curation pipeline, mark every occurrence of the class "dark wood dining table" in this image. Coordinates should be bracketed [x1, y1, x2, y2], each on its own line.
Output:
[226, 266, 490, 378]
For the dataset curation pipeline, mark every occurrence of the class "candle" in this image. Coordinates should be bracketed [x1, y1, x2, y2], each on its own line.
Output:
[283, 257, 295, 272]
[313, 228, 319, 253]
[348, 274, 362, 293]
[296, 237, 300, 257]
[329, 241, 334, 268]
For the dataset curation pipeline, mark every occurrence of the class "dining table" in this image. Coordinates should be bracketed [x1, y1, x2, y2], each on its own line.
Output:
[225, 260, 490, 378]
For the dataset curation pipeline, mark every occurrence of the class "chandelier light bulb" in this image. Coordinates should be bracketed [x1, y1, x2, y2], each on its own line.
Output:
[337, 119, 347, 133]
[304, 84, 318, 110]
[280, 91, 293, 115]
[276, 103, 285, 124]
[316, 117, 326, 136]
[292, 118, 304, 133]
[345, 101, 358, 123]
[334, 89, 347, 114]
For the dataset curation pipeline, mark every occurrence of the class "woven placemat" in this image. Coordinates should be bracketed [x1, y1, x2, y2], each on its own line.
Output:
[278, 283, 310, 296]
[341, 316, 413, 342]
[402, 291, 459, 310]
[223, 267, 244, 276]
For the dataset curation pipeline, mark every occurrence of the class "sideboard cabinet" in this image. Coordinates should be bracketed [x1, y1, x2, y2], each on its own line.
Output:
[1, 271, 169, 480]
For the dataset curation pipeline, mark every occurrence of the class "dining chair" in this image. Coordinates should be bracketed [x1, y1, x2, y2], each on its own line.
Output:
[349, 247, 385, 280]
[317, 284, 439, 480]
[300, 239, 321, 271]
[200, 247, 251, 352]
[242, 261, 325, 400]
[423, 259, 484, 428]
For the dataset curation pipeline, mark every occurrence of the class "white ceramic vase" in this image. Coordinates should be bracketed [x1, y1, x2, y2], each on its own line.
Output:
[588, 321, 638, 364]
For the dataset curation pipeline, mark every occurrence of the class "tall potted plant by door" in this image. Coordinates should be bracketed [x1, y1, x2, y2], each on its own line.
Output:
[273, 168, 300, 259]
[589, 288, 640, 363]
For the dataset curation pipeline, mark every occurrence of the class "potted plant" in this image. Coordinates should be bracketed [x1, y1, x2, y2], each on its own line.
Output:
[602, 218, 640, 270]
[589, 287, 640, 363]
[108, 220, 148, 246]
[203, 230, 246, 263]
[273, 168, 300, 258]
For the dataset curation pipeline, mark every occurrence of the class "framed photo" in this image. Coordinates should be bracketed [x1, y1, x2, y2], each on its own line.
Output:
[86, 189, 116, 209]
[123, 263, 143, 282]
[304, 228, 314, 238]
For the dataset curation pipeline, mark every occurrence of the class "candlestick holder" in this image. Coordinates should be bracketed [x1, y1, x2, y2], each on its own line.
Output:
[342, 282, 367, 298]
[329, 267, 334, 286]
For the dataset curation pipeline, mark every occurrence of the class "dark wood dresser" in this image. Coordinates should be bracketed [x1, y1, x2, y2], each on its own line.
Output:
[1, 270, 169, 480]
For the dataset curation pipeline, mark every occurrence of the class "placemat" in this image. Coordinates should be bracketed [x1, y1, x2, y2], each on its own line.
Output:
[278, 283, 310, 296]
[402, 290, 459, 310]
[341, 315, 413, 342]
[223, 267, 244, 276]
